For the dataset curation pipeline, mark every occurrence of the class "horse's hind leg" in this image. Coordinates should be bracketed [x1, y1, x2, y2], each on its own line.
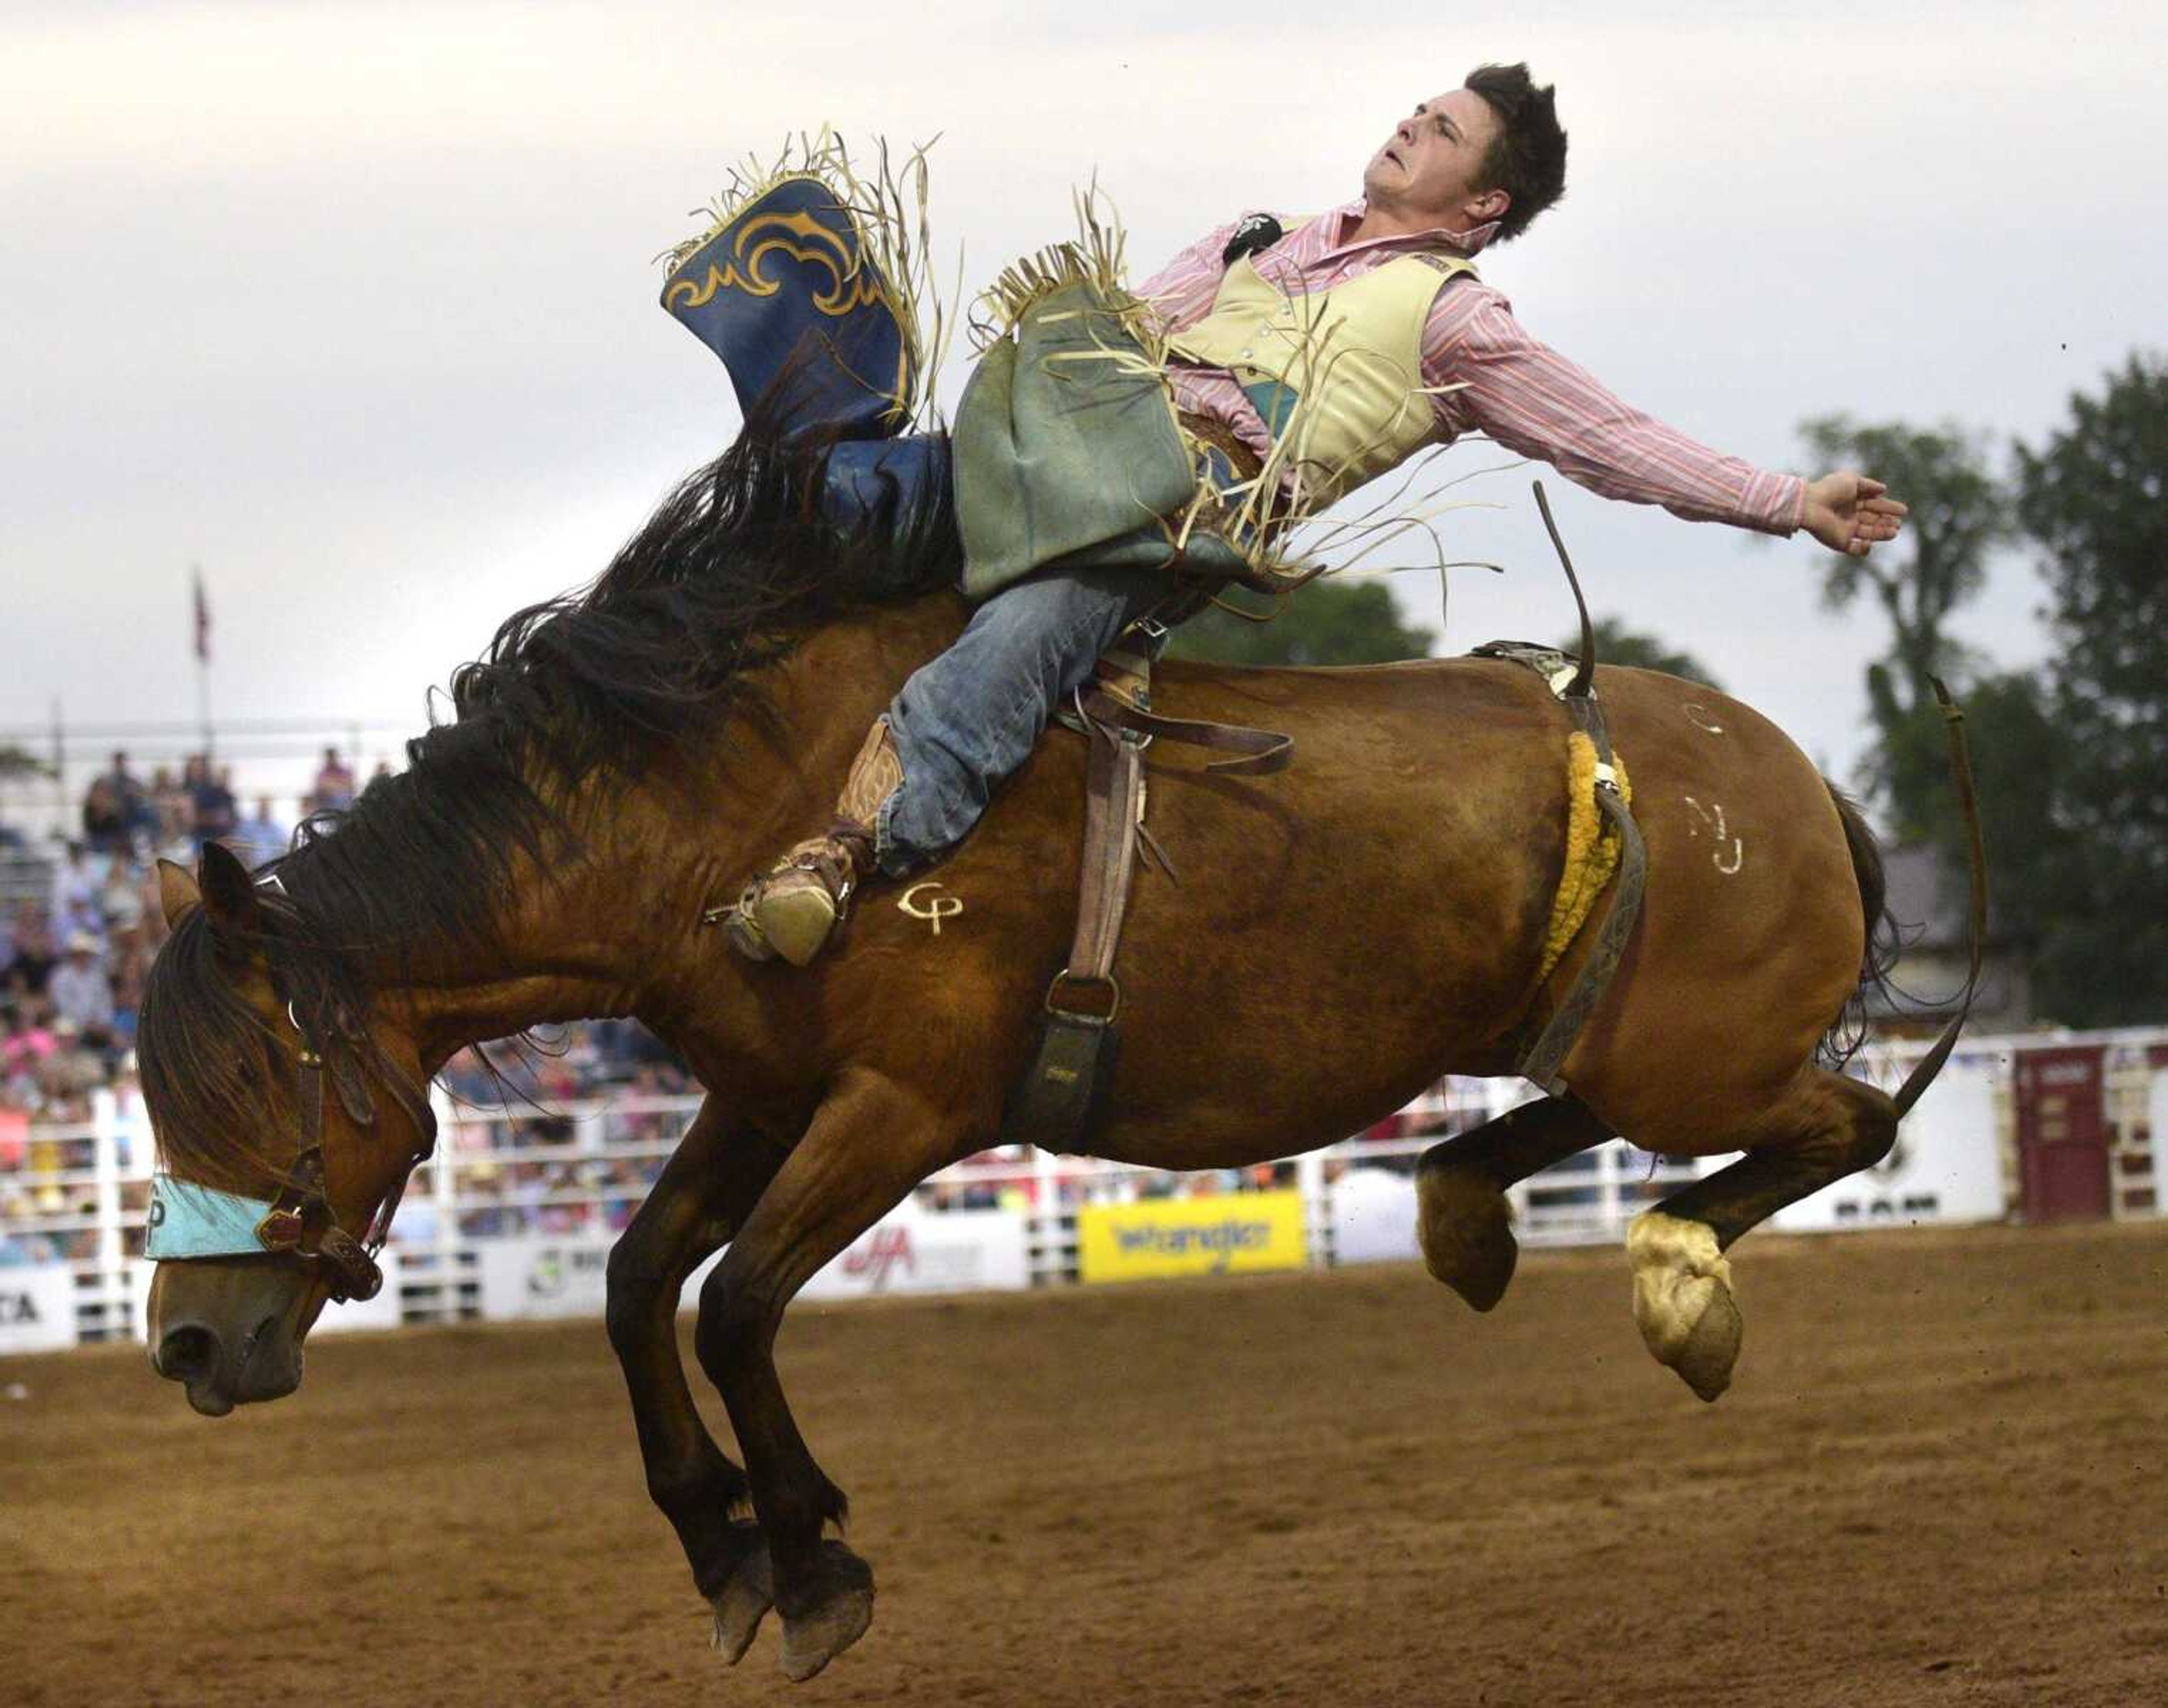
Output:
[603, 1102, 787, 1660]
[1416, 1096, 1613, 1310]
[1628, 1067, 1896, 1403]
[693, 1067, 962, 1682]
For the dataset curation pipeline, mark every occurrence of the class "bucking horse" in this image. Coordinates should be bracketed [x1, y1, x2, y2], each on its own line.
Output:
[137, 432, 1978, 1680]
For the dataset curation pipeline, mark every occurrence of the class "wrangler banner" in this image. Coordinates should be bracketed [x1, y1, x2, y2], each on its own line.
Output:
[1077, 1190, 1306, 1284]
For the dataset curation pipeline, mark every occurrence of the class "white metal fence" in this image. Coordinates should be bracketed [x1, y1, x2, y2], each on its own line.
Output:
[4, 1030, 2161, 1350]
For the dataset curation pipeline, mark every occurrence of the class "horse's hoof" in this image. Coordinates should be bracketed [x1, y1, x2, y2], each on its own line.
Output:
[706, 1529, 773, 1666]
[1627, 1210, 1741, 1402]
[1672, 1277, 1743, 1403]
[779, 1542, 876, 1682]
[1416, 1162, 1518, 1311]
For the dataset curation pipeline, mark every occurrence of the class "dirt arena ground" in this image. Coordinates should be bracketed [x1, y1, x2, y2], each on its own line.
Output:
[7, 1219, 2166, 1707]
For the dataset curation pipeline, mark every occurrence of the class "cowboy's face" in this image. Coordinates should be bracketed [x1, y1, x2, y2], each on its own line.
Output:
[1363, 90, 1506, 230]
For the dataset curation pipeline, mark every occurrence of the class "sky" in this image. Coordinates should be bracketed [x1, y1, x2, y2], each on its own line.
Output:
[5, 0, 2162, 814]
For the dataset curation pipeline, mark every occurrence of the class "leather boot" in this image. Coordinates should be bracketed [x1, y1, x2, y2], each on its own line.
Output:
[727, 720, 902, 966]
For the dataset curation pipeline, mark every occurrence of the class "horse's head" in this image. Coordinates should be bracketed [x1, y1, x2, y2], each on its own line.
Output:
[140, 841, 436, 1416]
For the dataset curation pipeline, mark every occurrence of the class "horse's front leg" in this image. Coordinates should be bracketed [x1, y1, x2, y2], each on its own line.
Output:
[603, 1100, 786, 1658]
[693, 1067, 961, 1682]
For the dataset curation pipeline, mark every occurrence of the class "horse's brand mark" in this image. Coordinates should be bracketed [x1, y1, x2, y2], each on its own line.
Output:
[1681, 795, 1745, 875]
[898, 882, 963, 935]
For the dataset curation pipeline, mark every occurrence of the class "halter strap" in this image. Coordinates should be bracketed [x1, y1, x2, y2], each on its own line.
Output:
[148, 1001, 438, 1304]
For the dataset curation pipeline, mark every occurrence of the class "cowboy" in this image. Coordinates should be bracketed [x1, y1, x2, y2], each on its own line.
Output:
[663, 65, 1907, 967]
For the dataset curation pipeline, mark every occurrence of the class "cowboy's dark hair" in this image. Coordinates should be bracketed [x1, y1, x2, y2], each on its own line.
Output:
[1462, 62, 1568, 244]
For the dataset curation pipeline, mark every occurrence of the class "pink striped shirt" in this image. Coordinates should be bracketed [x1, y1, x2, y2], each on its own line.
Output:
[1137, 201, 1804, 535]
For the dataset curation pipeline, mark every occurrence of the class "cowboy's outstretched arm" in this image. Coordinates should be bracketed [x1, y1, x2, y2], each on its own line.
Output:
[1433, 286, 1908, 554]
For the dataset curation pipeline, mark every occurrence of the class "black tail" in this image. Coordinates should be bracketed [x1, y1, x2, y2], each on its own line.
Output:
[1818, 782, 1903, 1072]
[1819, 682, 1990, 1109]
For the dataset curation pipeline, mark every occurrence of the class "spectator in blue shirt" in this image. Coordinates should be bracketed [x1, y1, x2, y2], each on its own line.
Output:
[237, 796, 288, 869]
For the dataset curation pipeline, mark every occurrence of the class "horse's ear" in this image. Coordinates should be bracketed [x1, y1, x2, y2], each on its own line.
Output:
[197, 840, 264, 936]
[157, 859, 203, 929]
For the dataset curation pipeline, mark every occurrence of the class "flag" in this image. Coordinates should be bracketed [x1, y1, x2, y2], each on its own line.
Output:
[192, 567, 209, 664]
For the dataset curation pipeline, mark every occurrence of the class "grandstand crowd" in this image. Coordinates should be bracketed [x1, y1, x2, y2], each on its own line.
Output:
[3, 747, 364, 1131]
[0, 748, 701, 1259]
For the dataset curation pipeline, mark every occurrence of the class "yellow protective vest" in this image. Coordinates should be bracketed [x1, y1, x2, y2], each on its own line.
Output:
[1165, 229, 1477, 507]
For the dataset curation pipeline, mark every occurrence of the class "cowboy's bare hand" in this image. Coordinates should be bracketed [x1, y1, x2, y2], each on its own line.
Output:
[1803, 471, 1908, 557]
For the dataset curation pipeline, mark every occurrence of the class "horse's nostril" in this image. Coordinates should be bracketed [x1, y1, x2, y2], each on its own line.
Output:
[156, 1324, 220, 1382]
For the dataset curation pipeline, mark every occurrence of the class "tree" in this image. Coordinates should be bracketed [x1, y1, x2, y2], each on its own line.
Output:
[0, 745, 51, 781]
[1167, 578, 1435, 667]
[1798, 416, 2013, 835]
[1550, 616, 1722, 690]
[2012, 353, 2168, 1024]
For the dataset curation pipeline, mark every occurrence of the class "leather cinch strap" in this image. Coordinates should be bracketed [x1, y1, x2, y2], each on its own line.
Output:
[1516, 779, 1645, 1096]
[1076, 689, 1292, 777]
[1003, 658, 1293, 1151]
[1471, 637, 1650, 1098]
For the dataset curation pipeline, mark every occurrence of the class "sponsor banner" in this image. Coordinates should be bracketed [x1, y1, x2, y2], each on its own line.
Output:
[130, 1251, 406, 1339]
[1329, 1167, 1422, 1266]
[0, 1263, 80, 1354]
[475, 1204, 1032, 1322]
[478, 1236, 614, 1321]
[1077, 1189, 1306, 1284]
[799, 1203, 1029, 1301]
[1774, 1054, 2005, 1231]
[2148, 1063, 2168, 1194]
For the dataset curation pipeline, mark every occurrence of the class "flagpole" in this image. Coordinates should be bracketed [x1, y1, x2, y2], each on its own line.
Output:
[192, 563, 212, 763]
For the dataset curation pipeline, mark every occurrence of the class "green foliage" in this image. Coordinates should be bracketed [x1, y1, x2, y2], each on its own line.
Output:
[0, 744, 53, 781]
[1166, 579, 1436, 667]
[1885, 672, 2072, 975]
[2009, 353, 2168, 1024]
[1797, 415, 2013, 816]
[1551, 616, 1722, 690]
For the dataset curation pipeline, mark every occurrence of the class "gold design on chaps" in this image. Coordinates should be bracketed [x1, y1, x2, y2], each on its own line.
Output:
[663, 210, 884, 316]
[898, 882, 963, 936]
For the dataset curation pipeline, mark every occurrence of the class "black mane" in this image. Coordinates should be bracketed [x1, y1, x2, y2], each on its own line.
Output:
[140, 426, 959, 1192]
[278, 425, 956, 980]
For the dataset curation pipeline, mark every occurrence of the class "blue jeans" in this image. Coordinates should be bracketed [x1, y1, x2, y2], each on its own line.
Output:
[875, 565, 1173, 875]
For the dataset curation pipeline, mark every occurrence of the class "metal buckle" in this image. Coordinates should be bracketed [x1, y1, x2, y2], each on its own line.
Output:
[253, 1206, 308, 1251]
[1045, 971, 1120, 1026]
[284, 1001, 323, 1066]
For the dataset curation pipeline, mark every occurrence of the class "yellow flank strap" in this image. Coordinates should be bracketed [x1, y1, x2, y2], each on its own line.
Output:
[1537, 730, 1632, 984]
